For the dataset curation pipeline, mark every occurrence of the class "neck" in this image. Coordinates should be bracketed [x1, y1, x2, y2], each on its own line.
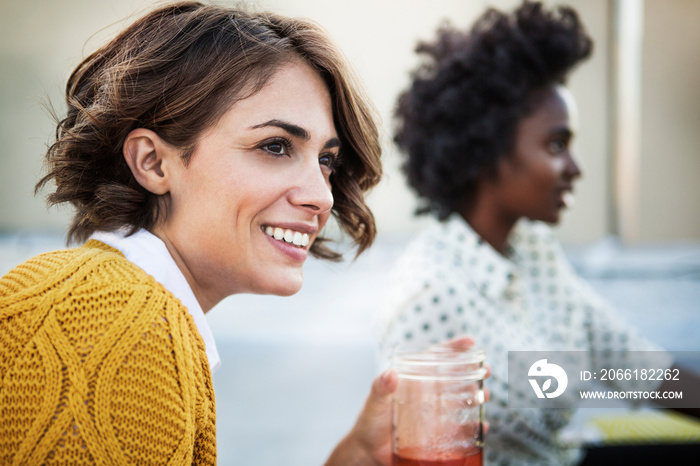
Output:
[150, 225, 219, 313]
[458, 194, 518, 256]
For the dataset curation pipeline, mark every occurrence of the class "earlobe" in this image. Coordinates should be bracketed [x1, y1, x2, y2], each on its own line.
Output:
[123, 128, 171, 195]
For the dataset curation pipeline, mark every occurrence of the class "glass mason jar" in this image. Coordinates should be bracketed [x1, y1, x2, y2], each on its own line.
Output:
[391, 345, 486, 466]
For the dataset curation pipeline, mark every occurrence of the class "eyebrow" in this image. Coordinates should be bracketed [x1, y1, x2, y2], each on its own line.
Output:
[323, 138, 341, 150]
[251, 119, 341, 150]
[550, 126, 574, 138]
[251, 119, 309, 139]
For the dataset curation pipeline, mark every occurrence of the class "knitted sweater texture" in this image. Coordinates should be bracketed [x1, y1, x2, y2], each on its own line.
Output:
[0, 240, 216, 465]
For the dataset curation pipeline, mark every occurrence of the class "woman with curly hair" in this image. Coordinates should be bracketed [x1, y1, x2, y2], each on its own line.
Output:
[0, 2, 400, 464]
[379, 1, 695, 464]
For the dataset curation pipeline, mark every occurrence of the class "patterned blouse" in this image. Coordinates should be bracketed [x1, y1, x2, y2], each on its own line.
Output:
[378, 214, 671, 465]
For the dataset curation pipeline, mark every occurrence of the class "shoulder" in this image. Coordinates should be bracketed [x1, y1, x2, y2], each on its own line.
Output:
[2, 239, 179, 302]
[393, 216, 475, 276]
[379, 218, 481, 333]
[2, 240, 135, 288]
[1, 240, 198, 363]
[0, 241, 213, 464]
[388, 220, 464, 293]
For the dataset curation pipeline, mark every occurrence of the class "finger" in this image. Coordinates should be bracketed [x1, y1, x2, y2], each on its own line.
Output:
[484, 388, 491, 402]
[352, 370, 397, 448]
[445, 335, 474, 349]
[375, 370, 398, 397]
[360, 370, 397, 421]
[484, 365, 491, 379]
[432, 335, 475, 350]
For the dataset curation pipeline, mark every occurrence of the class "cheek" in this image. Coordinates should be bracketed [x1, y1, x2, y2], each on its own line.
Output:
[175, 169, 229, 208]
[549, 156, 568, 175]
[529, 158, 561, 185]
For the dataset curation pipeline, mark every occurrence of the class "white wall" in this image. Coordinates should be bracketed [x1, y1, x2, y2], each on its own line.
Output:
[640, 0, 700, 242]
[0, 0, 152, 233]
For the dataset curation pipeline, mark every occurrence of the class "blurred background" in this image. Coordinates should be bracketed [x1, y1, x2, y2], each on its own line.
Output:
[1, 0, 699, 464]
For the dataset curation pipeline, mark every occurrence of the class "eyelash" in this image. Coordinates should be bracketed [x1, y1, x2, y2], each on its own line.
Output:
[261, 137, 292, 156]
[320, 152, 342, 172]
[260, 138, 342, 173]
[548, 139, 567, 154]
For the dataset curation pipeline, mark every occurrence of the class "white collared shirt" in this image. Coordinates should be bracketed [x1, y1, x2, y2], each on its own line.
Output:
[379, 214, 671, 465]
[91, 229, 221, 373]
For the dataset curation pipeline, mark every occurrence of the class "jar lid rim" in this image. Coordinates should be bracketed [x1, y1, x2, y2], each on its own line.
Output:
[390, 345, 486, 365]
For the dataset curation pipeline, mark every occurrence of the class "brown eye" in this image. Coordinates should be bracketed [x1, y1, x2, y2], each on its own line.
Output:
[261, 137, 292, 156]
[319, 152, 341, 172]
[265, 143, 285, 154]
[319, 154, 334, 167]
[548, 140, 566, 154]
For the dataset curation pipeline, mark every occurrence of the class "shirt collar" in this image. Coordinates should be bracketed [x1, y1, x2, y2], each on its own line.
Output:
[90, 229, 221, 373]
[441, 214, 519, 300]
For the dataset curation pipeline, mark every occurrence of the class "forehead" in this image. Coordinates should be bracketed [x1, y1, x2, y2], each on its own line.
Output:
[527, 86, 578, 129]
[242, 62, 332, 120]
[508, 86, 577, 157]
[202, 60, 336, 140]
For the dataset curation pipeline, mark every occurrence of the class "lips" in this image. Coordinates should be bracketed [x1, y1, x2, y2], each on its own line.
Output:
[262, 225, 310, 248]
[561, 192, 575, 208]
[557, 186, 575, 208]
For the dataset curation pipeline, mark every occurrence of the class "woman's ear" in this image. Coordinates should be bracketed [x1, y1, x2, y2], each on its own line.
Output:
[123, 128, 176, 195]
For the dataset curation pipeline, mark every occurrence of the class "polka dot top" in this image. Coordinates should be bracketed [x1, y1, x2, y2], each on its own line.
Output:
[378, 215, 671, 466]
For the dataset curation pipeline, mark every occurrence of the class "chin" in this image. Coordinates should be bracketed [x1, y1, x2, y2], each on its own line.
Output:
[258, 275, 304, 297]
[528, 212, 561, 224]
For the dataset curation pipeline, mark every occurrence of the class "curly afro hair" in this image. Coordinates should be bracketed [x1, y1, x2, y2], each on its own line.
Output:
[394, 0, 592, 219]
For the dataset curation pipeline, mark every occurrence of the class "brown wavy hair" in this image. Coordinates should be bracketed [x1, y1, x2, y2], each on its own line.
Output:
[37, 1, 382, 260]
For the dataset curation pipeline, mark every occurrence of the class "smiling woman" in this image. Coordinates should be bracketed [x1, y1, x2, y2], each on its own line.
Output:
[138, 61, 341, 306]
[0, 2, 393, 465]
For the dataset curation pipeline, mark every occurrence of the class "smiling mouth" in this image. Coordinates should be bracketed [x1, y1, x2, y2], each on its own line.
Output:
[561, 192, 575, 208]
[262, 226, 310, 248]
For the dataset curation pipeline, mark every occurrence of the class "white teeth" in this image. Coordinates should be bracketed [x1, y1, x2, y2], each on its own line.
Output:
[562, 192, 575, 208]
[263, 226, 311, 248]
[292, 232, 303, 246]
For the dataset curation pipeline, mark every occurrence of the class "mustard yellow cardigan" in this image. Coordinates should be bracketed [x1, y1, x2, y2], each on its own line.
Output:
[0, 240, 216, 464]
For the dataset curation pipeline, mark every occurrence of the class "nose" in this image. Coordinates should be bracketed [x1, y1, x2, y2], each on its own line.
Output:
[288, 161, 334, 215]
[565, 151, 582, 180]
